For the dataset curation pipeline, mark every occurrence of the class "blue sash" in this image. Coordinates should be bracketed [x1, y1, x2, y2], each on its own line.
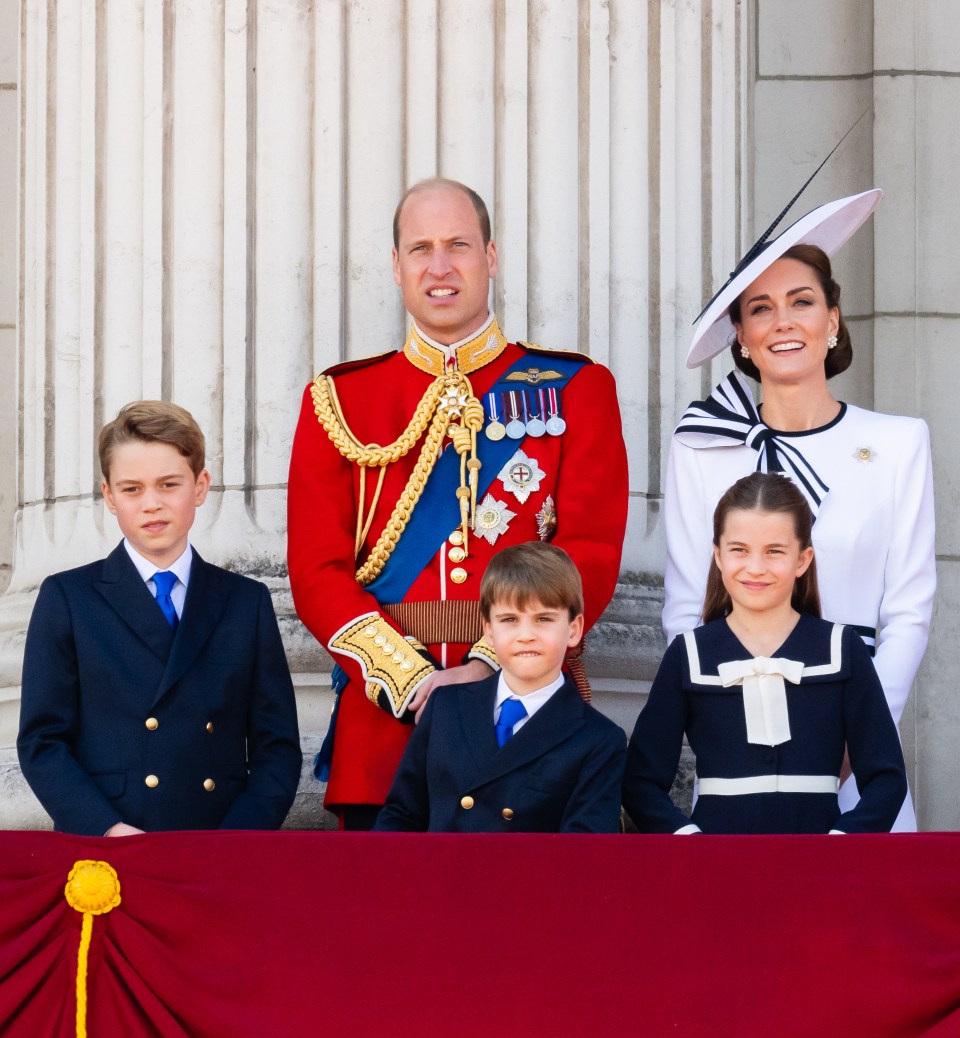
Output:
[365, 352, 587, 603]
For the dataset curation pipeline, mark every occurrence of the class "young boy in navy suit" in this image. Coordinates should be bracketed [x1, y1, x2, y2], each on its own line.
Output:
[18, 401, 302, 836]
[374, 543, 626, 832]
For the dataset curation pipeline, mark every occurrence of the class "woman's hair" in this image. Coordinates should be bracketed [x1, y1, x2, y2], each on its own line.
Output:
[701, 471, 821, 623]
[729, 243, 852, 381]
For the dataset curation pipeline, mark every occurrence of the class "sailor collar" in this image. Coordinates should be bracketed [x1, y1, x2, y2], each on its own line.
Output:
[403, 316, 508, 376]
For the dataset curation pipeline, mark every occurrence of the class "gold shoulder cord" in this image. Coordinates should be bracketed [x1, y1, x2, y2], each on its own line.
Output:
[311, 371, 483, 586]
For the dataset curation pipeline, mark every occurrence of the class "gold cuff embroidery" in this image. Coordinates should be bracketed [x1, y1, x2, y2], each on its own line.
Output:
[467, 635, 501, 671]
[330, 614, 435, 717]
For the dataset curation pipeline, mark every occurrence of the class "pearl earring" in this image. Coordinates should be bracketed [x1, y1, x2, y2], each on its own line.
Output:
[740, 344, 750, 359]
[827, 335, 838, 349]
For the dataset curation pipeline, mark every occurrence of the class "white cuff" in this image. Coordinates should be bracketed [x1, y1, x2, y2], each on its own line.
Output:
[674, 824, 702, 835]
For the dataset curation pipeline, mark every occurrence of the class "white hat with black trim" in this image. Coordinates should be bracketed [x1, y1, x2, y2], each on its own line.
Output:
[686, 188, 883, 369]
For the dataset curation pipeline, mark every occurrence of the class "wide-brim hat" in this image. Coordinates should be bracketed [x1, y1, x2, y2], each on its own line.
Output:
[686, 188, 883, 369]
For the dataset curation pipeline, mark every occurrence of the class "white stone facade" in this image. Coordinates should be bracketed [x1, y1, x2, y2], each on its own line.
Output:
[1, 0, 957, 829]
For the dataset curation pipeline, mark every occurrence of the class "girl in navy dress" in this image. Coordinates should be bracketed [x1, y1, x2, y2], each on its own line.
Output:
[623, 472, 906, 834]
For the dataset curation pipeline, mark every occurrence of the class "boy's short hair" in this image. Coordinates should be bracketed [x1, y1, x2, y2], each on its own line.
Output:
[99, 401, 206, 480]
[480, 542, 584, 620]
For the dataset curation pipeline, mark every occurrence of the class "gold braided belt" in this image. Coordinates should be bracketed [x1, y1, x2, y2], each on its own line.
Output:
[311, 322, 507, 586]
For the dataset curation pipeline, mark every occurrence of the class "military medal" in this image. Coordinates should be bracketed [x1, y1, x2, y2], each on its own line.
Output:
[484, 392, 506, 441]
[545, 387, 566, 436]
[505, 391, 526, 440]
[525, 390, 546, 437]
[474, 493, 516, 545]
[498, 449, 545, 504]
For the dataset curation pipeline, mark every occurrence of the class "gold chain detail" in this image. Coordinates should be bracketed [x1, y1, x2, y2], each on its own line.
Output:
[312, 369, 484, 586]
[354, 405, 450, 585]
[311, 374, 444, 466]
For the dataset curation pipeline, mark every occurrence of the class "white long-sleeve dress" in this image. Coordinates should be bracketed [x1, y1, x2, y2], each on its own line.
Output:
[663, 372, 936, 831]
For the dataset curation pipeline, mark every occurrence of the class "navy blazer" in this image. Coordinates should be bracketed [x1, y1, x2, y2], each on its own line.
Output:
[18, 543, 302, 835]
[374, 674, 626, 833]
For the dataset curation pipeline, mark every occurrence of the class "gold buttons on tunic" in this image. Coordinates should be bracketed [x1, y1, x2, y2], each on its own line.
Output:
[448, 546, 466, 564]
[206, 722, 214, 733]
[501, 808, 514, 821]
[203, 778, 216, 792]
[460, 795, 475, 810]
[448, 530, 464, 546]
[145, 775, 159, 788]
[450, 567, 468, 584]
[145, 717, 159, 731]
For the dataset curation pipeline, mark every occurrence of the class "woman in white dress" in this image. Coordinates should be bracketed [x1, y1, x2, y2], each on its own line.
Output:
[663, 190, 936, 831]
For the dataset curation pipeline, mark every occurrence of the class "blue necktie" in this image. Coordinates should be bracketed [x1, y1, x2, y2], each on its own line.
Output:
[152, 571, 179, 630]
[495, 698, 527, 747]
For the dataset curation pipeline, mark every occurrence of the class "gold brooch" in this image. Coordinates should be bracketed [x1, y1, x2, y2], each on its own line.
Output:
[852, 446, 877, 463]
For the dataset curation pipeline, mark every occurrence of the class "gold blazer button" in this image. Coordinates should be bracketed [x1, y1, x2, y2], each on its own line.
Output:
[501, 808, 514, 821]
[203, 778, 216, 792]
[460, 795, 475, 810]
[145, 717, 159, 731]
[450, 567, 468, 584]
[144, 775, 159, 788]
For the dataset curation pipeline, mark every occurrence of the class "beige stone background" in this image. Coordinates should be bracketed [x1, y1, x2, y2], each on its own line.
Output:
[0, 0, 957, 829]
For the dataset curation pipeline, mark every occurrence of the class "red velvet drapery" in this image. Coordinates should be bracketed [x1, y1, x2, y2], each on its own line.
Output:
[1, 831, 958, 1037]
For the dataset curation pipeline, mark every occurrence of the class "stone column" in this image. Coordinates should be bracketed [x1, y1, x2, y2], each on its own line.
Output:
[751, 0, 960, 828]
[1, 0, 746, 827]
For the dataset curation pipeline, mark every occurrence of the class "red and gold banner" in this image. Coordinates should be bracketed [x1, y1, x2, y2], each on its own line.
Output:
[1, 831, 958, 1037]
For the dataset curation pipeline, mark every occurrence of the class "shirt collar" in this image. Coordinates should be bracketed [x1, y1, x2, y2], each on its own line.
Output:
[123, 540, 194, 588]
[495, 671, 565, 720]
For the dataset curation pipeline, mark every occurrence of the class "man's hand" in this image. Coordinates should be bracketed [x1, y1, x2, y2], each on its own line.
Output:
[408, 658, 495, 723]
[105, 822, 146, 837]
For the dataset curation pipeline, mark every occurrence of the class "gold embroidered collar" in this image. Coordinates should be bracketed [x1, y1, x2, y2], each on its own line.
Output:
[403, 318, 508, 376]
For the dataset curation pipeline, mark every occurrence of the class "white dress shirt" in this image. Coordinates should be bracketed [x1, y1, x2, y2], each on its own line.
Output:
[123, 540, 193, 619]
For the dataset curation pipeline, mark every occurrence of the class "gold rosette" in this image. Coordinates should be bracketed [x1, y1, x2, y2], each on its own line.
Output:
[65, 860, 122, 1038]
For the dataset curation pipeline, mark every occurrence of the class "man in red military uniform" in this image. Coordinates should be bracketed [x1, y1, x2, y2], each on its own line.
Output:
[287, 178, 628, 828]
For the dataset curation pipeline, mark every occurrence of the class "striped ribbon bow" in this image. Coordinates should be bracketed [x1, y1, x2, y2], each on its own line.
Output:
[674, 371, 829, 514]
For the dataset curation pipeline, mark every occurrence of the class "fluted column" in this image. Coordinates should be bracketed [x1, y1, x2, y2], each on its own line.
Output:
[2, 0, 747, 825]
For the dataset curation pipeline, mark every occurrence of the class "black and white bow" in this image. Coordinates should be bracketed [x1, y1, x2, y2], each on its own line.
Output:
[675, 371, 829, 515]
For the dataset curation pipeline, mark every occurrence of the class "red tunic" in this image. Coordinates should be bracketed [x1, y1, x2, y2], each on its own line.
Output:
[287, 330, 628, 807]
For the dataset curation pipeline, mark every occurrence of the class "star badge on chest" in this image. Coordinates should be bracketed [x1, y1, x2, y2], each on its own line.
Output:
[473, 493, 517, 546]
[497, 448, 546, 504]
[535, 494, 557, 541]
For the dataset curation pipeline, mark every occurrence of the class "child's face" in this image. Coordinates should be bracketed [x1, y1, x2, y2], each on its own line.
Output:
[713, 508, 813, 618]
[482, 597, 584, 696]
[102, 441, 210, 569]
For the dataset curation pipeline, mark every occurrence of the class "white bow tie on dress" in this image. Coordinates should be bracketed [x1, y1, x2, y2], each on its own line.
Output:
[716, 656, 804, 746]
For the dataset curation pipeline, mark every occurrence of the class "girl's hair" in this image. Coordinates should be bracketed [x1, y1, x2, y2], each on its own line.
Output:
[729, 243, 852, 381]
[701, 472, 821, 623]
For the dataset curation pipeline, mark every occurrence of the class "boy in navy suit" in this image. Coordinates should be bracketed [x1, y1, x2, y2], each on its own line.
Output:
[17, 401, 302, 835]
[374, 543, 626, 832]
